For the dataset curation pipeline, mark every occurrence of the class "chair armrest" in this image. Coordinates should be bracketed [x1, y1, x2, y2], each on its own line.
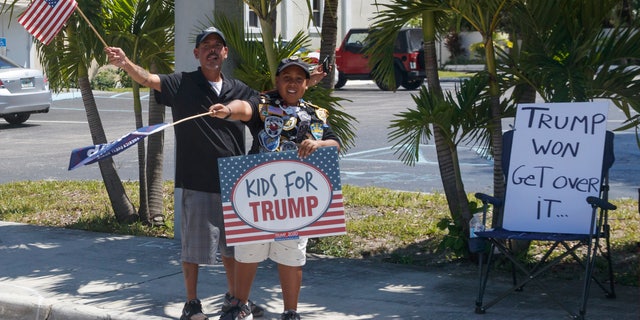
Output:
[586, 196, 616, 211]
[474, 192, 503, 207]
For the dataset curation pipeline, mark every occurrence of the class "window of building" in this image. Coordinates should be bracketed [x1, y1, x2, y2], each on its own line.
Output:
[249, 10, 259, 28]
[245, 5, 260, 35]
[312, 0, 322, 27]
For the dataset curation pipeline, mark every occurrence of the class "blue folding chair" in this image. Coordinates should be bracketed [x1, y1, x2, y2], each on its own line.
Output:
[473, 130, 616, 320]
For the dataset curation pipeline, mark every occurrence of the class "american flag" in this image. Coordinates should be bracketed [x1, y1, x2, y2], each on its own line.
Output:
[18, 0, 78, 45]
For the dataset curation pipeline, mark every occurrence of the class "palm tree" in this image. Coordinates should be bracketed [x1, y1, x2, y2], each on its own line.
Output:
[104, 0, 174, 225]
[494, 0, 640, 143]
[367, 1, 481, 241]
[448, 0, 513, 227]
[242, 0, 282, 85]
[36, 0, 137, 223]
[319, 0, 338, 88]
[500, 0, 640, 142]
[213, 12, 357, 152]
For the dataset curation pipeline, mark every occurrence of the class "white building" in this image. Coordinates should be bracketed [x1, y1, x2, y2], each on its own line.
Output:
[4, 1, 468, 74]
[4, 0, 394, 72]
[176, 0, 394, 72]
[0, 0, 39, 68]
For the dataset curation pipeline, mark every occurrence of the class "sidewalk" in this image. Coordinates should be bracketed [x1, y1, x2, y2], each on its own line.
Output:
[0, 221, 637, 320]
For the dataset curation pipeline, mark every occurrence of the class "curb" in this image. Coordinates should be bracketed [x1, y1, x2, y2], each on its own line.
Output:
[0, 293, 169, 320]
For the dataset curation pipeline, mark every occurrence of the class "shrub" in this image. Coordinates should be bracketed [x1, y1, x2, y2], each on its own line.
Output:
[91, 68, 119, 90]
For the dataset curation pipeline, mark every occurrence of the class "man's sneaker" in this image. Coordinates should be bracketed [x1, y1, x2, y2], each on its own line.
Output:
[180, 299, 208, 320]
[281, 310, 301, 320]
[221, 293, 264, 318]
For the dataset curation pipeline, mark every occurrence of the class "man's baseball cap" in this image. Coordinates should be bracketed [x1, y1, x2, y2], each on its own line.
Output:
[195, 27, 226, 48]
[276, 56, 310, 79]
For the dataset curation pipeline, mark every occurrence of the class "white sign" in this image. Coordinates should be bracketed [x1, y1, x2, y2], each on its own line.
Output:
[218, 147, 346, 246]
[230, 160, 333, 232]
[503, 102, 609, 234]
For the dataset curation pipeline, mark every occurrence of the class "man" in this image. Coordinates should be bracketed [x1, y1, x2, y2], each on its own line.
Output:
[105, 27, 264, 320]
[209, 56, 340, 320]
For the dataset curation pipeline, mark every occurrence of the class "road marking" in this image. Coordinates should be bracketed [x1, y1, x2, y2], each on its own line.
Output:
[341, 145, 491, 167]
[51, 106, 147, 113]
[28, 120, 86, 124]
[110, 92, 130, 98]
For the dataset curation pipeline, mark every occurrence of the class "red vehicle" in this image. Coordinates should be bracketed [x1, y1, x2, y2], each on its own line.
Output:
[334, 28, 425, 90]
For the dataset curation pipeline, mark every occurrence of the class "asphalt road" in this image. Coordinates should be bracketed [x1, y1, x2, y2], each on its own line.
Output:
[1, 80, 638, 200]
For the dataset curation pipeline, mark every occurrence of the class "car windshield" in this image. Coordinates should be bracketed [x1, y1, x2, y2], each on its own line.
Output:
[347, 32, 368, 46]
[405, 29, 424, 52]
[0, 56, 20, 69]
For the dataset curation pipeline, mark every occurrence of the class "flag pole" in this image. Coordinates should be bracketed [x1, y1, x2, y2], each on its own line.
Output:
[171, 111, 214, 127]
[74, 5, 108, 47]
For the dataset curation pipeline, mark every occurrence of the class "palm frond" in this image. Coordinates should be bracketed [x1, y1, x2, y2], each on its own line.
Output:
[214, 14, 357, 153]
[388, 86, 441, 165]
[366, 0, 449, 91]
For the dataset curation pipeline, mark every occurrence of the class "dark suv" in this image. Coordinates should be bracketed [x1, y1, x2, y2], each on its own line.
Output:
[334, 28, 425, 90]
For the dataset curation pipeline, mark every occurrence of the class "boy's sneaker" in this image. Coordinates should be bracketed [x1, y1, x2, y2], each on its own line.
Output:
[219, 298, 253, 320]
[180, 299, 208, 320]
[281, 310, 301, 320]
[221, 293, 264, 318]
[219, 296, 239, 320]
[235, 303, 253, 320]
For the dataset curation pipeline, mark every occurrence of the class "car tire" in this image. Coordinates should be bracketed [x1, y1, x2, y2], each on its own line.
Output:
[334, 71, 347, 89]
[375, 67, 403, 91]
[401, 78, 424, 90]
[4, 113, 31, 124]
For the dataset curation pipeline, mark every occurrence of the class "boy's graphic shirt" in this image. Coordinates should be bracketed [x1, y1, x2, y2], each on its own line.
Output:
[256, 92, 334, 153]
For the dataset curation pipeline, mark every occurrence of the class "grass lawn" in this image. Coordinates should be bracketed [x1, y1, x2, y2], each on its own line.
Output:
[0, 180, 637, 286]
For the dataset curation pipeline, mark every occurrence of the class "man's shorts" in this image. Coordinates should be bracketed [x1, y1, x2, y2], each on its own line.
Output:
[180, 188, 234, 265]
[234, 239, 308, 267]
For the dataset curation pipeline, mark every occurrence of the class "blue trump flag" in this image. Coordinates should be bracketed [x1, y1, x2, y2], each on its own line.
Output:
[68, 122, 171, 170]
[68, 111, 212, 171]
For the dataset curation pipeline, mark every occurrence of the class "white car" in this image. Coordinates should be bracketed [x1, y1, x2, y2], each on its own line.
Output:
[0, 55, 51, 124]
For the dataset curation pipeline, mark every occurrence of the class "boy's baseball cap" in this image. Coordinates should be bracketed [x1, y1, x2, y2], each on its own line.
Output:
[195, 27, 226, 48]
[276, 56, 310, 79]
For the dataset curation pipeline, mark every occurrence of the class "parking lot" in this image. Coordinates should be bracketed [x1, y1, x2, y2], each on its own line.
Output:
[1, 80, 638, 199]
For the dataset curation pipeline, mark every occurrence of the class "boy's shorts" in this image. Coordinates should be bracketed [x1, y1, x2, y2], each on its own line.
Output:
[180, 188, 234, 265]
[235, 238, 308, 267]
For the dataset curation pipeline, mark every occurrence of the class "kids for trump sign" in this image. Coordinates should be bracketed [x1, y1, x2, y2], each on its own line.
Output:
[503, 102, 609, 234]
[218, 147, 346, 246]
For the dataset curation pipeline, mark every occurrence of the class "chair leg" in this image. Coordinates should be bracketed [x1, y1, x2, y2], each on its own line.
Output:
[578, 230, 603, 318]
[475, 243, 495, 314]
[507, 240, 522, 292]
[603, 224, 616, 298]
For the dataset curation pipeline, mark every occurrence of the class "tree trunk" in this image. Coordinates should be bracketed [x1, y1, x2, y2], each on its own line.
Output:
[483, 34, 505, 227]
[423, 12, 471, 230]
[78, 76, 138, 223]
[319, 0, 338, 88]
[146, 63, 166, 226]
[132, 80, 150, 223]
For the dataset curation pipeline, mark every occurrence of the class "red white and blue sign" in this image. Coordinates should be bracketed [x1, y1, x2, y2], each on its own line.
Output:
[218, 146, 346, 246]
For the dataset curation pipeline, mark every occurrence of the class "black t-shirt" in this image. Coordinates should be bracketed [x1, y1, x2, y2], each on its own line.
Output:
[155, 68, 260, 193]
